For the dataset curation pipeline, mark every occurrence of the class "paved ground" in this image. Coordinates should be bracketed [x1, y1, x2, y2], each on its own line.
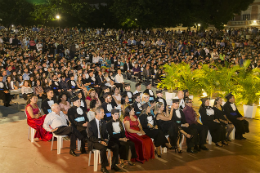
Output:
[0, 80, 260, 173]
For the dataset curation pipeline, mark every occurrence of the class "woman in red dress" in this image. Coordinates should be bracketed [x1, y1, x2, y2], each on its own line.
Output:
[25, 94, 52, 141]
[124, 105, 155, 163]
[85, 88, 101, 111]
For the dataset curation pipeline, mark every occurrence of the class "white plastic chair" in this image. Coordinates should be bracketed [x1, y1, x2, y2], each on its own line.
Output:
[25, 111, 36, 143]
[179, 134, 185, 150]
[77, 139, 81, 151]
[88, 149, 112, 172]
[207, 130, 212, 145]
[51, 133, 67, 154]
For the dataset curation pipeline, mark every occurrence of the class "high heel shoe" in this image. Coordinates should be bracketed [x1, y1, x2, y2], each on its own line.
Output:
[174, 147, 182, 153]
[155, 150, 162, 158]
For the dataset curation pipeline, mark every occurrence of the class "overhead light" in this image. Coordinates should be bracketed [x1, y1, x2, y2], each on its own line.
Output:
[56, 15, 60, 20]
[198, 23, 201, 26]
[254, 20, 256, 24]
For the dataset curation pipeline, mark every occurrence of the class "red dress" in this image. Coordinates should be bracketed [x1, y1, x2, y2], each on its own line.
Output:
[26, 104, 52, 141]
[124, 115, 155, 163]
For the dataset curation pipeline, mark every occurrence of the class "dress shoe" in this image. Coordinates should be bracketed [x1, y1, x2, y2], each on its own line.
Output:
[241, 136, 246, 140]
[199, 145, 209, 151]
[69, 150, 78, 157]
[101, 167, 109, 173]
[187, 147, 198, 153]
[111, 165, 124, 172]
[80, 147, 87, 154]
[194, 145, 201, 152]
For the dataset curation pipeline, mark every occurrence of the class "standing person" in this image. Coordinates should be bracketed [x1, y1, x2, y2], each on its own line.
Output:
[25, 94, 52, 141]
[123, 105, 155, 163]
[68, 95, 88, 154]
[139, 103, 172, 157]
[106, 109, 137, 168]
[199, 97, 227, 146]
[223, 93, 249, 140]
[213, 97, 234, 141]
[183, 98, 209, 151]
[41, 88, 58, 114]
[87, 106, 122, 173]
[43, 104, 85, 157]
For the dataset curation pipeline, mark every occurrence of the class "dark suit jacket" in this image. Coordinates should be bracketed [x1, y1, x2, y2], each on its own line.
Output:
[87, 118, 108, 151]
[123, 63, 133, 72]
[106, 119, 126, 142]
[95, 75, 105, 86]
[143, 69, 152, 78]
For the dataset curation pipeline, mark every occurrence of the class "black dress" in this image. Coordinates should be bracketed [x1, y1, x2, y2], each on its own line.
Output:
[199, 106, 226, 143]
[106, 119, 137, 160]
[155, 97, 167, 112]
[223, 101, 249, 138]
[139, 113, 168, 147]
[171, 109, 197, 148]
[133, 101, 142, 117]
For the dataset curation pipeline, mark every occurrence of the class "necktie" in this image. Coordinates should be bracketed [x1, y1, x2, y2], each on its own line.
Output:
[99, 120, 103, 139]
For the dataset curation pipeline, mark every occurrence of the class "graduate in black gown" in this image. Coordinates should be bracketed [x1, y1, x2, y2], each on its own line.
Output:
[121, 83, 134, 104]
[68, 95, 88, 154]
[133, 93, 142, 117]
[0, 75, 12, 107]
[87, 106, 122, 173]
[223, 93, 249, 140]
[213, 97, 235, 141]
[41, 88, 58, 114]
[199, 97, 227, 146]
[139, 103, 172, 157]
[106, 109, 137, 168]
[101, 93, 115, 122]
[171, 98, 197, 153]
[143, 82, 155, 102]
[74, 90, 87, 112]
[155, 90, 167, 112]
[51, 74, 61, 97]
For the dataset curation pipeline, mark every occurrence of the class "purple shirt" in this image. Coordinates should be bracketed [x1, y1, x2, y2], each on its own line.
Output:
[183, 105, 197, 125]
[133, 67, 140, 73]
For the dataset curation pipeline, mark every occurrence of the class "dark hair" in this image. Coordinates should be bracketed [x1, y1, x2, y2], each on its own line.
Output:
[111, 86, 120, 95]
[26, 94, 37, 105]
[121, 94, 128, 105]
[90, 99, 97, 109]
[214, 97, 221, 106]
[58, 92, 68, 103]
[124, 105, 134, 117]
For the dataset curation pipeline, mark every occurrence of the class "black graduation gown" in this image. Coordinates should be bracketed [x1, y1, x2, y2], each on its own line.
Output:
[51, 80, 61, 95]
[41, 97, 58, 115]
[101, 102, 114, 121]
[122, 91, 134, 104]
[68, 106, 88, 133]
[80, 98, 87, 112]
[0, 81, 12, 106]
[171, 109, 197, 148]
[199, 106, 225, 143]
[155, 97, 167, 112]
[67, 80, 78, 90]
[143, 89, 155, 101]
[133, 102, 142, 117]
[106, 119, 137, 160]
[139, 113, 168, 147]
[223, 101, 249, 136]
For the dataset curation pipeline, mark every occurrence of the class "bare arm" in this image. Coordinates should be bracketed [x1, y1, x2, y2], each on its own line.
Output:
[124, 121, 140, 134]
[156, 113, 171, 121]
[26, 106, 40, 119]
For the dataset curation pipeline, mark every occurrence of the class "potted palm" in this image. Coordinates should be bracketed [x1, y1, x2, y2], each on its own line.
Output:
[236, 60, 260, 118]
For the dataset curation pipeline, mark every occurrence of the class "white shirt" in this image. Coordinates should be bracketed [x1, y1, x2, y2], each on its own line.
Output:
[115, 74, 124, 83]
[21, 86, 34, 94]
[95, 118, 101, 138]
[43, 111, 68, 132]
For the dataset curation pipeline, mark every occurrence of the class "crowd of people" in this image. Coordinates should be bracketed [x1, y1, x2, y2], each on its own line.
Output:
[0, 25, 253, 173]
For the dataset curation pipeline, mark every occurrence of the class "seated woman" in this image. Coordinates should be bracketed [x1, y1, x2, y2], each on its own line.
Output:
[21, 80, 34, 100]
[124, 105, 155, 163]
[87, 99, 100, 122]
[76, 75, 88, 97]
[59, 92, 70, 116]
[120, 94, 129, 120]
[139, 103, 172, 157]
[5, 76, 18, 91]
[107, 109, 137, 168]
[104, 72, 114, 87]
[25, 94, 52, 141]
[213, 97, 234, 142]
[35, 79, 45, 99]
[199, 97, 227, 146]
[141, 93, 155, 116]
[86, 88, 101, 112]
[112, 86, 121, 110]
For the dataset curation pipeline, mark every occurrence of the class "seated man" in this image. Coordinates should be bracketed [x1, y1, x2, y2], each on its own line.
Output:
[183, 98, 208, 151]
[223, 93, 249, 140]
[101, 93, 115, 122]
[132, 63, 141, 81]
[106, 109, 137, 167]
[0, 75, 12, 107]
[41, 88, 58, 114]
[114, 69, 124, 91]
[87, 106, 121, 173]
[43, 104, 84, 157]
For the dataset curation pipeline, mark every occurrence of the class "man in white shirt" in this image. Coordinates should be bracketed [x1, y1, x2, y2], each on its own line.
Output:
[43, 104, 84, 157]
[114, 69, 124, 91]
[36, 41, 43, 52]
